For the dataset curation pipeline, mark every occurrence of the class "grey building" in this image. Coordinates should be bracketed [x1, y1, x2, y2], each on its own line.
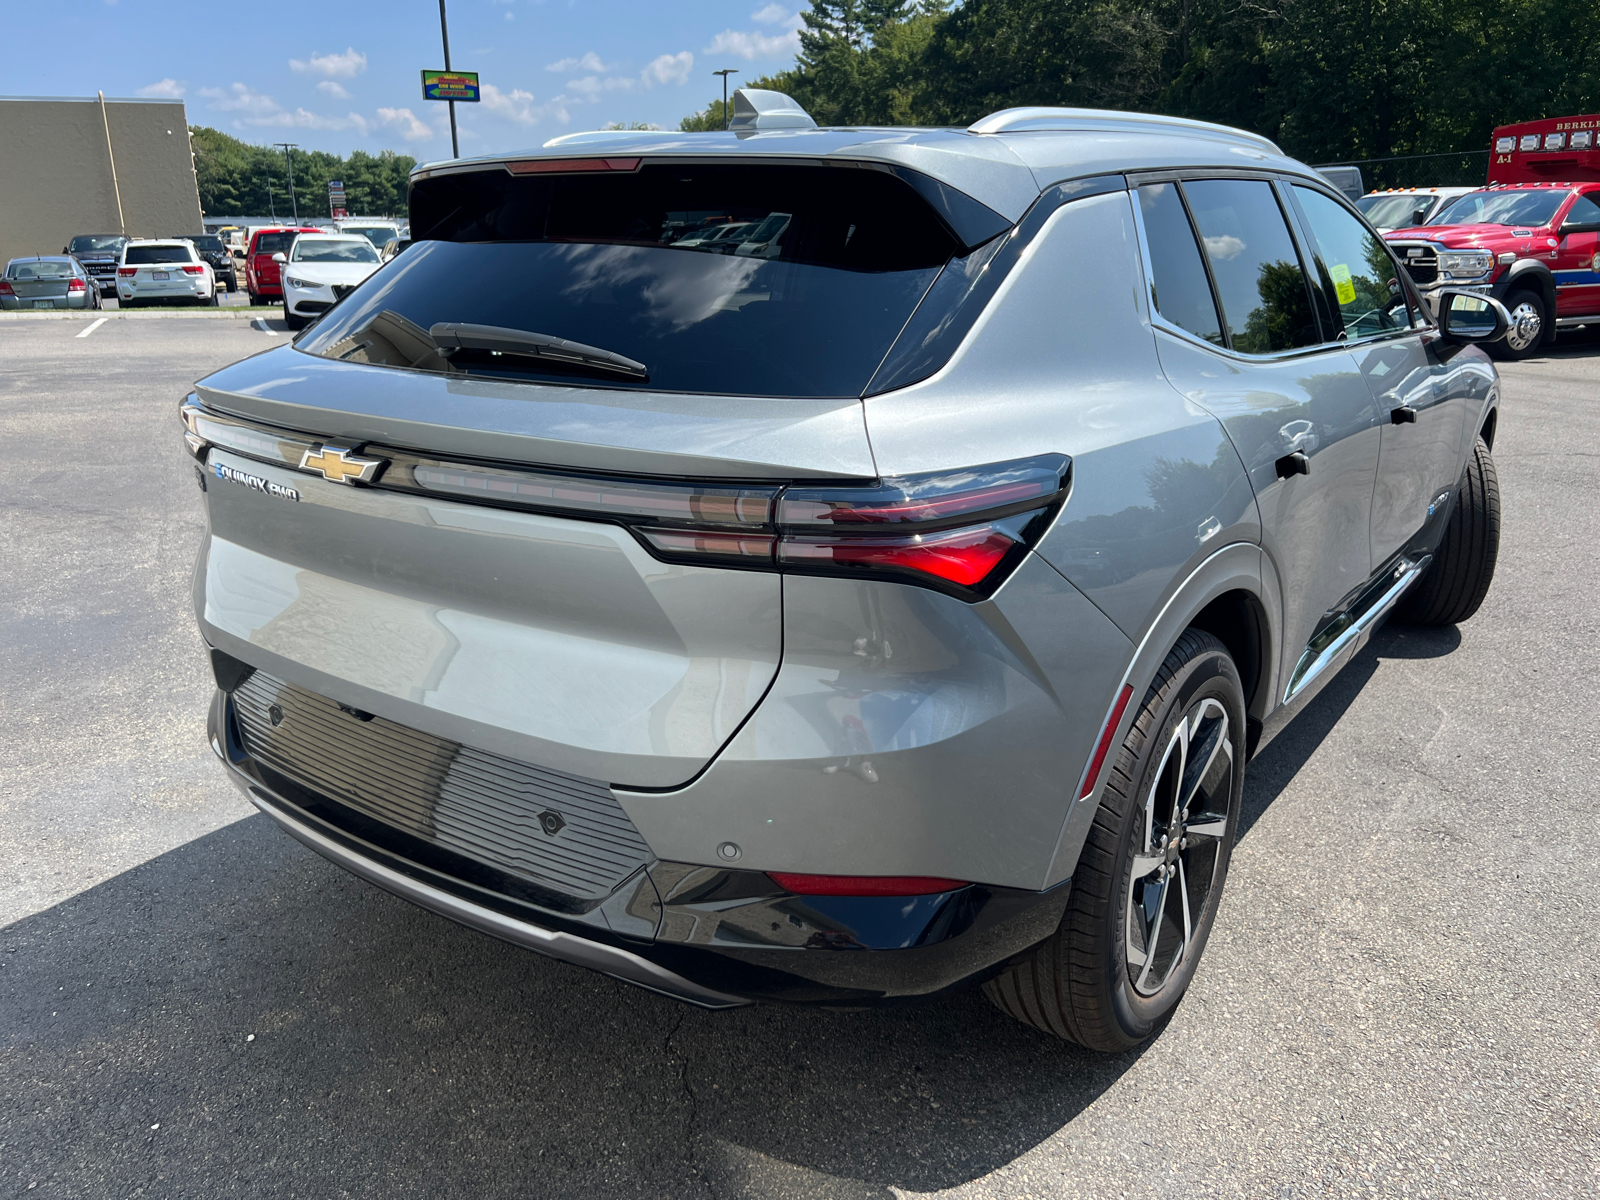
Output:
[0, 95, 204, 265]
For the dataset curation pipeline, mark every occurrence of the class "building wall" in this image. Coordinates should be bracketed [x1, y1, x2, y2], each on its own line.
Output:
[0, 96, 204, 265]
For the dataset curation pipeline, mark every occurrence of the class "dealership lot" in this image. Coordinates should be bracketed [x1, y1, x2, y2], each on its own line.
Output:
[1, 316, 1596, 1198]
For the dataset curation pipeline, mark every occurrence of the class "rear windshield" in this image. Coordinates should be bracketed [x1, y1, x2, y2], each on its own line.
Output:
[293, 239, 380, 263]
[69, 236, 125, 254]
[295, 163, 962, 397]
[125, 245, 194, 264]
[8, 261, 75, 279]
[183, 236, 225, 251]
[1428, 189, 1569, 227]
[254, 233, 299, 255]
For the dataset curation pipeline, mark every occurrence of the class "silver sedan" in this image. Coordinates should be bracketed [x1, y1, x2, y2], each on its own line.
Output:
[1, 256, 101, 310]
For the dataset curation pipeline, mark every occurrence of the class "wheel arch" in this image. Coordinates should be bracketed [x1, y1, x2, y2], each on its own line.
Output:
[1496, 261, 1557, 341]
[1479, 402, 1498, 451]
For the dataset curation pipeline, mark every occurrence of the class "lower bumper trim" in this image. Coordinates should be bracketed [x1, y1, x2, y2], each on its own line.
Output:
[239, 772, 751, 1010]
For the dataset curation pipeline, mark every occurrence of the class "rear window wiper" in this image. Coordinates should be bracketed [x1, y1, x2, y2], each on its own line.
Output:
[429, 322, 648, 380]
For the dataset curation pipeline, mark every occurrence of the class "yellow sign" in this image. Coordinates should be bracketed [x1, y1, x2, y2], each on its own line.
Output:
[1329, 263, 1357, 305]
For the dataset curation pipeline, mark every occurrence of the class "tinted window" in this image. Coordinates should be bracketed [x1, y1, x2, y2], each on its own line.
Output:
[254, 233, 299, 255]
[1294, 187, 1417, 340]
[125, 245, 194, 264]
[1182, 179, 1317, 354]
[1564, 193, 1600, 225]
[182, 236, 225, 251]
[1137, 183, 1223, 345]
[299, 164, 962, 397]
[1428, 189, 1568, 227]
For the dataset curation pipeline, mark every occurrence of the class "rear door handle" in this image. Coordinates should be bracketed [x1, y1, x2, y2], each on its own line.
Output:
[1275, 452, 1310, 479]
[1390, 406, 1418, 424]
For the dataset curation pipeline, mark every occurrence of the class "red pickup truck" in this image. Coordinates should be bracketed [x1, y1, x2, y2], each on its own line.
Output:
[1382, 114, 1600, 360]
[245, 227, 321, 306]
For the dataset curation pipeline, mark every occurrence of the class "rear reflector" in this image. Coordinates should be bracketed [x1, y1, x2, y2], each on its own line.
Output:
[1079, 684, 1134, 799]
[766, 873, 969, 896]
[507, 157, 641, 175]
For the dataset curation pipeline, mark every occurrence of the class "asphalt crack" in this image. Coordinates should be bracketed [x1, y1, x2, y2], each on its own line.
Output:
[664, 1006, 716, 1198]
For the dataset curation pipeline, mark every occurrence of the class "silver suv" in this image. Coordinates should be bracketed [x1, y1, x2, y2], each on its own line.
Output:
[186, 93, 1508, 1050]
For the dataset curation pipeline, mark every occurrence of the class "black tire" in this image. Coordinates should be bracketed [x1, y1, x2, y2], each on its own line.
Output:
[248, 289, 265, 307]
[1488, 289, 1546, 360]
[284, 310, 307, 332]
[1398, 437, 1500, 626]
[984, 630, 1246, 1051]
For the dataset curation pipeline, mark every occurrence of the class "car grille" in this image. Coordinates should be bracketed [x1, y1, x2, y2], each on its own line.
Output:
[232, 671, 654, 904]
[332, 284, 354, 300]
[1392, 241, 1438, 287]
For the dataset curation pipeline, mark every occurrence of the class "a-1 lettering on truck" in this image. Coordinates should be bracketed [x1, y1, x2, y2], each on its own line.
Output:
[1383, 113, 1600, 360]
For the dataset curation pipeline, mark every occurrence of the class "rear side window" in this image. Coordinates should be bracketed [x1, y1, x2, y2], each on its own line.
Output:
[1293, 186, 1419, 340]
[125, 245, 194, 264]
[296, 163, 963, 397]
[1137, 183, 1223, 345]
[1182, 179, 1318, 354]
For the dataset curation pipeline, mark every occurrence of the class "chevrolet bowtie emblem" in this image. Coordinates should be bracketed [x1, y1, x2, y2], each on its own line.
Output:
[300, 444, 384, 485]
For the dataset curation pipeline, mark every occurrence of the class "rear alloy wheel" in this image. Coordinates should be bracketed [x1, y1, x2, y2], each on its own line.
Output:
[1490, 289, 1546, 360]
[984, 630, 1245, 1051]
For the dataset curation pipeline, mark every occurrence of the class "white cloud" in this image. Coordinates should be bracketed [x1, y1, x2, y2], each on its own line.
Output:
[480, 83, 543, 124]
[703, 28, 800, 59]
[316, 80, 351, 100]
[240, 108, 372, 135]
[505, 11, 514, 20]
[198, 83, 281, 116]
[751, 4, 796, 23]
[1204, 234, 1246, 261]
[641, 51, 694, 87]
[289, 47, 368, 79]
[377, 107, 435, 142]
[547, 52, 614, 74]
[136, 78, 185, 98]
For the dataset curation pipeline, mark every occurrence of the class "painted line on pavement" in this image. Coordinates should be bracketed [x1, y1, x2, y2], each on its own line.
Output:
[75, 317, 108, 339]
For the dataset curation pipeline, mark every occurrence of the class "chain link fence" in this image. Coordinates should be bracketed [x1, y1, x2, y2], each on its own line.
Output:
[1312, 150, 1491, 191]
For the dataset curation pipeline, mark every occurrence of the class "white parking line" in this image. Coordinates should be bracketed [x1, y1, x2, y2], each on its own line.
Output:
[252, 318, 278, 336]
[75, 317, 108, 339]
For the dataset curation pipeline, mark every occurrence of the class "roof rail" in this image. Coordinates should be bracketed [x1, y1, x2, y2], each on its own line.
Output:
[968, 107, 1281, 154]
[728, 88, 817, 132]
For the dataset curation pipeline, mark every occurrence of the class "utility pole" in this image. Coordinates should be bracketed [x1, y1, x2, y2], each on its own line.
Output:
[712, 69, 739, 130]
[261, 175, 276, 221]
[439, 0, 459, 158]
[274, 143, 299, 223]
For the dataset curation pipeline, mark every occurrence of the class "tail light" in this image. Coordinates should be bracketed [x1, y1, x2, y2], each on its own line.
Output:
[382, 452, 1069, 600]
[766, 873, 970, 896]
[117, 267, 137, 277]
[68, 278, 86, 290]
[0, 281, 12, 295]
[182, 264, 206, 275]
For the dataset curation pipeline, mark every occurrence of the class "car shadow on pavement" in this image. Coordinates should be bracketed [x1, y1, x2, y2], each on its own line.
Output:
[1237, 621, 1461, 840]
[2, 810, 1148, 1198]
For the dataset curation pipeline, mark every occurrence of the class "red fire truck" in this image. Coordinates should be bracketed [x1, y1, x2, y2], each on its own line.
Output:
[1382, 114, 1600, 359]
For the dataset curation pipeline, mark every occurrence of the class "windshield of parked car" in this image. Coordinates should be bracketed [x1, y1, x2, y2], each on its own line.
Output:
[68, 236, 126, 254]
[296, 163, 962, 397]
[253, 232, 299, 255]
[7, 260, 75, 279]
[182, 236, 225, 252]
[124, 245, 195, 264]
[292, 239, 381, 263]
[1355, 195, 1433, 229]
[1428, 189, 1569, 227]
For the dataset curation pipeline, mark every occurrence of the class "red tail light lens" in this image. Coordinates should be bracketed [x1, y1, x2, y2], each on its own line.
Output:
[117, 268, 137, 277]
[766, 872, 969, 896]
[779, 523, 1017, 588]
[0, 281, 12, 294]
[68, 278, 87, 290]
[182, 265, 205, 275]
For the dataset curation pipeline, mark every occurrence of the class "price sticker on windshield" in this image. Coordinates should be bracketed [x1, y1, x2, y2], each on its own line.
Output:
[1329, 263, 1357, 305]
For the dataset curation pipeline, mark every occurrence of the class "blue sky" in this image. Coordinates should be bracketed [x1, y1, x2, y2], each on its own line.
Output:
[12, 0, 808, 159]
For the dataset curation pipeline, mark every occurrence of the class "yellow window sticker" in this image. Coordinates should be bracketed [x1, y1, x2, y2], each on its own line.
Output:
[1329, 263, 1357, 305]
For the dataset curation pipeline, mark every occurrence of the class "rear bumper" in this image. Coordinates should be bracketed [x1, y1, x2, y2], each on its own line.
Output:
[207, 683, 1070, 1007]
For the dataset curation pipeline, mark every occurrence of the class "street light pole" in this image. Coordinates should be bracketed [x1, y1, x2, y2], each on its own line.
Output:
[275, 143, 299, 223]
[439, 0, 459, 158]
[712, 69, 738, 130]
[261, 175, 275, 221]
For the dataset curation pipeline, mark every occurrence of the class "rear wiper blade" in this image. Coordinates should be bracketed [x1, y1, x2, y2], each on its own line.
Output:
[428, 322, 648, 380]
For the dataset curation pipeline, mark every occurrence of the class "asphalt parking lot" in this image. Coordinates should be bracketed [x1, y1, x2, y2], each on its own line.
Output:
[2, 314, 1596, 1199]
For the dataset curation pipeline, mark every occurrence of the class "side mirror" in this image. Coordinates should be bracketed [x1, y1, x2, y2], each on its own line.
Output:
[1436, 289, 1510, 344]
[1559, 221, 1600, 236]
[272, 252, 287, 263]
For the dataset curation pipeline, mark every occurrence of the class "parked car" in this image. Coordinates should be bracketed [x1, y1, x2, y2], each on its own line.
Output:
[63, 234, 127, 297]
[169, 234, 239, 292]
[186, 95, 1508, 1050]
[244, 227, 320, 305]
[1355, 187, 1476, 232]
[1385, 181, 1600, 358]
[378, 238, 411, 264]
[117, 239, 216, 307]
[672, 221, 755, 251]
[275, 233, 382, 331]
[333, 221, 402, 251]
[733, 211, 792, 258]
[1, 256, 101, 310]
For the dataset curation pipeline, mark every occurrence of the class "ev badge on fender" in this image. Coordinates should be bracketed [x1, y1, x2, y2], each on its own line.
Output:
[300, 445, 385, 485]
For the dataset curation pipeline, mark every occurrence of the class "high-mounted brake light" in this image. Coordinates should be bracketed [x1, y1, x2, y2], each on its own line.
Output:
[766, 873, 970, 897]
[507, 157, 641, 175]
